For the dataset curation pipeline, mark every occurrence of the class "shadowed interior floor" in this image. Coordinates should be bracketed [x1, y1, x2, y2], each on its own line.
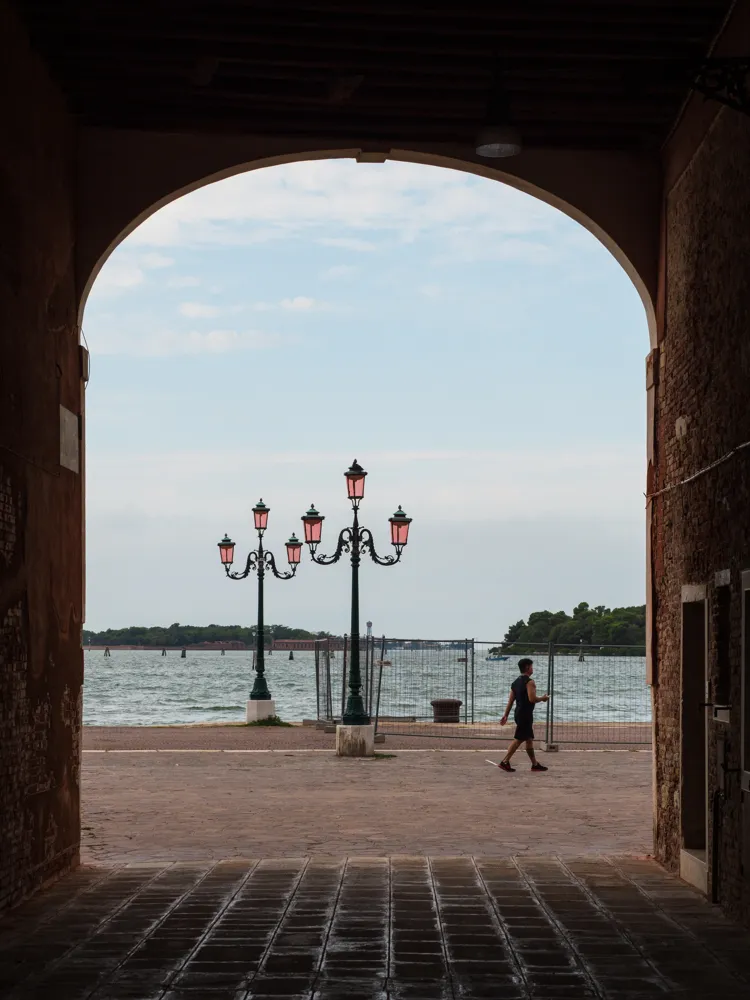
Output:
[1, 857, 750, 999]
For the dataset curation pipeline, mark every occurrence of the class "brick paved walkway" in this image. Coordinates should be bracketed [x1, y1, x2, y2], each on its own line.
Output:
[81, 750, 652, 860]
[83, 725, 648, 752]
[2, 857, 750, 999]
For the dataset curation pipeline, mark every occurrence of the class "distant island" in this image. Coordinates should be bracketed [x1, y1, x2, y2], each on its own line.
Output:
[491, 602, 646, 654]
[82, 623, 330, 649]
[84, 603, 646, 652]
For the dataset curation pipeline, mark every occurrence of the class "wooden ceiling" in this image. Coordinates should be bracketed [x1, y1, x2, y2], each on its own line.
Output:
[14, 0, 733, 150]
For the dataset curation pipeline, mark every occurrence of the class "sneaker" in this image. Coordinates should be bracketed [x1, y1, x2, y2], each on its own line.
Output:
[530, 762, 548, 772]
[499, 760, 515, 772]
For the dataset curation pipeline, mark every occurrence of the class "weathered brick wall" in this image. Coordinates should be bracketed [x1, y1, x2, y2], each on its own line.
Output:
[655, 106, 750, 921]
[0, 2, 82, 910]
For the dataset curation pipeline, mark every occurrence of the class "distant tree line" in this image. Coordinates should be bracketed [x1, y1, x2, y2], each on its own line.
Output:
[491, 603, 646, 654]
[84, 604, 646, 651]
[82, 623, 331, 647]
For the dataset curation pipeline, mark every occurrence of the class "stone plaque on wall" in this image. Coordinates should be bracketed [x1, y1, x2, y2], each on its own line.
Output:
[59, 405, 79, 473]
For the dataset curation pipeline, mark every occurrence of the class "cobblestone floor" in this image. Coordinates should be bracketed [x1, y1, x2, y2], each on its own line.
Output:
[2, 857, 750, 999]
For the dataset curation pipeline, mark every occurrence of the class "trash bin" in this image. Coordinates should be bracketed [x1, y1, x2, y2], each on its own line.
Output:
[430, 698, 462, 723]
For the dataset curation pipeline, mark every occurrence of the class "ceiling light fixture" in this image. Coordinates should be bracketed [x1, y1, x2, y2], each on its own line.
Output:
[475, 68, 522, 158]
[475, 124, 522, 158]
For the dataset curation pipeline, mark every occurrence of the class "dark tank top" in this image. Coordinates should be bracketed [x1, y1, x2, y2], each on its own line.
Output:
[511, 674, 533, 722]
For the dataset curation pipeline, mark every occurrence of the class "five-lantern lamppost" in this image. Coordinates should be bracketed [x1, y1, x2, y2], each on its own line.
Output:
[218, 500, 302, 706]
[301, 461, 411, 726]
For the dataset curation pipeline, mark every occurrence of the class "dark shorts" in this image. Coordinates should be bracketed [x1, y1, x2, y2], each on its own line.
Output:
[514, 719, 534, 742]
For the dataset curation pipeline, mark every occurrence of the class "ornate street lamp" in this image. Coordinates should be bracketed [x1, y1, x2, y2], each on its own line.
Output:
[218, 500, 300, 710]
[302, 461, 411, 726]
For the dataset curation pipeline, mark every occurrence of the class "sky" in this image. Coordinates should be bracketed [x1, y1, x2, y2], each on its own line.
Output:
[82, 158, 648, 640]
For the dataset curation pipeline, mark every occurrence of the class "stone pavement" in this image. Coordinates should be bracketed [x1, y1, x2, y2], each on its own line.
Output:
[81, 751, 652, 860]
[83, 726, 649, 752]
[2, 857, 750, 999]
[83, 726, 650, 753]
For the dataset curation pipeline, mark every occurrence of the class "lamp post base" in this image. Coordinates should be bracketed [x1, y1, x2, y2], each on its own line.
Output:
[336, 724, 375, 757]
[342, 713, 371, 726]
[246, 699, 276, 723]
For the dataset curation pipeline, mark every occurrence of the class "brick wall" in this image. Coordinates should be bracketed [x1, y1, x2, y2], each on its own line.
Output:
[0, 2, 82, 910]
[654, 106, 750, 921]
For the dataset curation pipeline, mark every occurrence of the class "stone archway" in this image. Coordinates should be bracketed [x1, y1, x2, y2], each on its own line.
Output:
[76, 138, 660, 350]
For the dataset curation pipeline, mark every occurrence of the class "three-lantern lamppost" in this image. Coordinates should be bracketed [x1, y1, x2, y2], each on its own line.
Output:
[218, 500, 302, 716]
[301, 461, 411, 726]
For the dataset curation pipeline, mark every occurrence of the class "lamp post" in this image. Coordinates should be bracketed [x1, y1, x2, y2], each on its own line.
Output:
[301, 461, 411, 726]
[218, 500, 302, 718]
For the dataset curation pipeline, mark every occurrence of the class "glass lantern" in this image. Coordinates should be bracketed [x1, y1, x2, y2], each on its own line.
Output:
[389, 506, 412, 549]
[286, 534, 302, 565]
[252, 499, 269, 532]
[345, 460, 367, 502]
[218, 534, 235, 565]
[301, 504, 324, 546]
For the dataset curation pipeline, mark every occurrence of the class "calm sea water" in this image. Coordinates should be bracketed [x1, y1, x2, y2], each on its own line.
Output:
[83, 649, 319, 726]
[83, 649, 651, 726]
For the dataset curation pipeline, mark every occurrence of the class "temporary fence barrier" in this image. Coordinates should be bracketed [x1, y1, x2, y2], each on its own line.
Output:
[316, 638, 651, 746]
[315, 636, 380, 722]
[539, 642, 651, 746]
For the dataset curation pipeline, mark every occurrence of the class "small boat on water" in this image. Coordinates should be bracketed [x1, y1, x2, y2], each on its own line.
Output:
[486, 654, 510, 661]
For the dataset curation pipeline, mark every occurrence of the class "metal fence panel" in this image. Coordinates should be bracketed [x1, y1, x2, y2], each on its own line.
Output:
[542, 643, 650, 745]
[340, 636, 379, 717]
[373, 640, 550, 742]
[315, 636, 378, 722]
[317, 636, 651, 745]
[369, 639, 650, 746]
[314, 639, 334, 722]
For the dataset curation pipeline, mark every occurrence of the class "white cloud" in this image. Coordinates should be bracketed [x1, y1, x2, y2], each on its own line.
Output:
[250, 297, 322, 312]
[419, 284, 441, 298]
[141, 252, 174, 269]
[168, 276, 201, 288]
[321, 264, 357, 280]
[434, 231, 560, 266]
[87, 446, 645, 524]
[176, 329, 279, 354]
[94, 261, 144, 293]
[179, 302, 222, 318]
[92, 326, 286, 357]
[281, 296, 316, 311]
[123, 160, 562, 257]
[318, 237, 376, 252]
[90, 251, 175, 298]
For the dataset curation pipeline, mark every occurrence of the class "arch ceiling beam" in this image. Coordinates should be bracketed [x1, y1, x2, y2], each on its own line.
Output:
[13, 0, 732, 151]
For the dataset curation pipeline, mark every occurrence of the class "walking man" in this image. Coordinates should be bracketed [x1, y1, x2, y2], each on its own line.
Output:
[498, 657, 549, 772]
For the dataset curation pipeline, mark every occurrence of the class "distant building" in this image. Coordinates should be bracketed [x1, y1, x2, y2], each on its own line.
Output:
[190, 641, 246, 650]
[273, 638, 346, 651]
